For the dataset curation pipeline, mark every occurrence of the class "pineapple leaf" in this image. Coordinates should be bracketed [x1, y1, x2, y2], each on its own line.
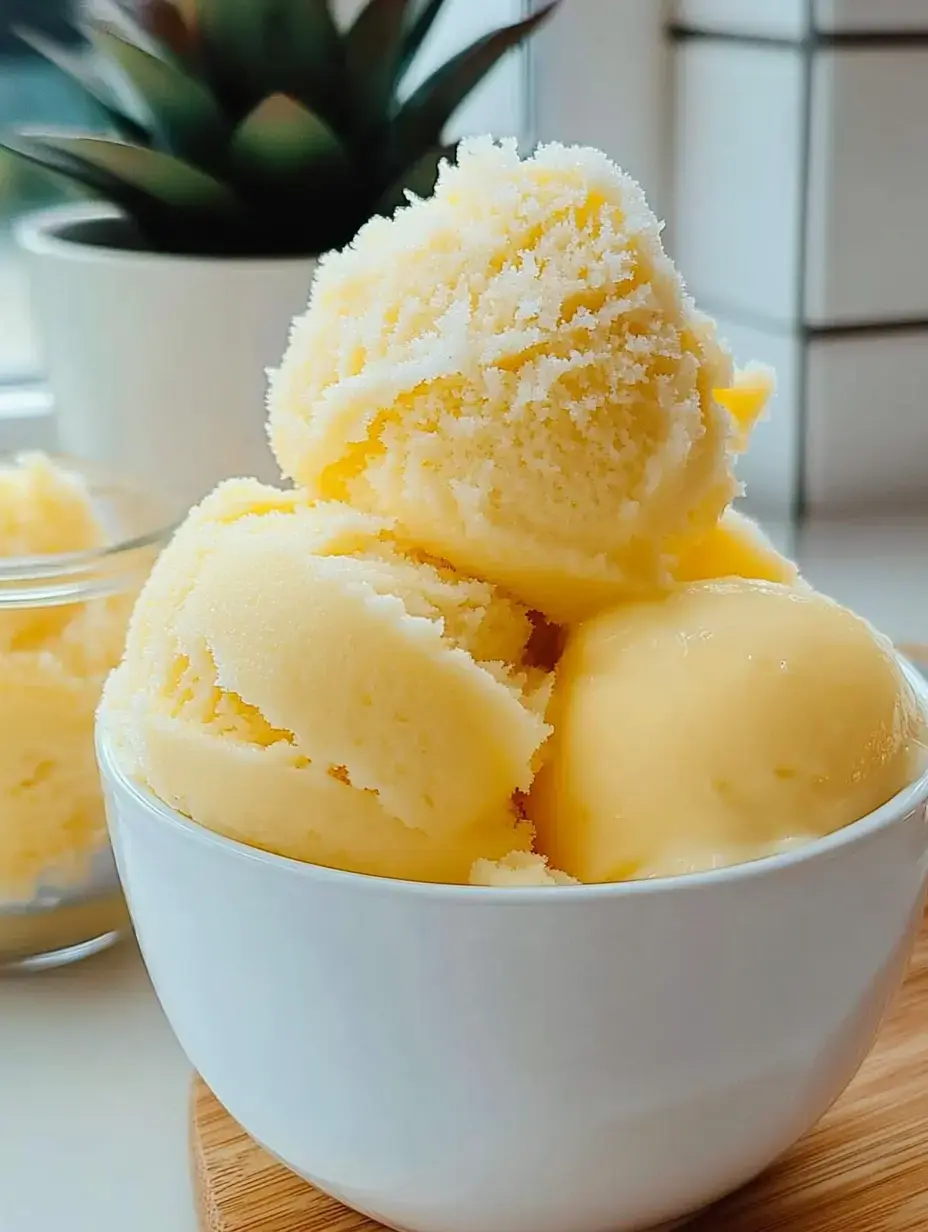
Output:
[389, 3, 558, 163]
[2, 0, 553, 256]
[345, 0, 412, 129]
[192, 0, 349, 130]
[0, 133, 142, 203]
[230, 94, 349, 185]
[0, 133, 207, 246]
[2, 132, 250, 255]
[130, 1, 197, 62]
[396, 0, 447, 82]
[13, 25, 151, 145]
[6, 132, 243, 218]
[86, 21, 227, 163]
[86, 0, 189, 64]
[376, 140, 456, 214]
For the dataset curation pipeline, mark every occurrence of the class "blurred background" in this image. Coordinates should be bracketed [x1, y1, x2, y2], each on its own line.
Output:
[0, 1, 669, 387]
[2, 0, 928, 588]
[0, 1, 95, 384]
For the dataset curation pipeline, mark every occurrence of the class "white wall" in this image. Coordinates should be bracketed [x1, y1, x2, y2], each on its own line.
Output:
[674, 1, 928, 515]
[531, 0, 673, 223]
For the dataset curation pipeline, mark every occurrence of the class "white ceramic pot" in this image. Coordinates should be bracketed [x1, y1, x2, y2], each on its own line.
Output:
[97, 663, 928, 1232]
[17, 203, 316, 513]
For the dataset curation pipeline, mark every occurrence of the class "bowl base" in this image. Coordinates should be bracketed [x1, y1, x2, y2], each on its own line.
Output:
[191, 1075, 700, 1232]
[189, 907, 928, 1232]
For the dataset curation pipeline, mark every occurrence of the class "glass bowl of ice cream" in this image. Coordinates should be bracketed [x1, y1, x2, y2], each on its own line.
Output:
[95, 138, 928, 1231]
[0, 452, 171, 970]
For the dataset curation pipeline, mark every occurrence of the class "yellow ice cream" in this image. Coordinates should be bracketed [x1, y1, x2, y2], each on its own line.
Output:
[268, 137, 760, 623]
[673, 508, 799, 586]
[713, 363, 775, 452]
[529, 579, 926, 882]
[0, 451, 101, 556]
[470, 851, 578, 887]
[101, 480, 553, 883]
[0, 454, 134, 900]
[99, 139, 923, 891]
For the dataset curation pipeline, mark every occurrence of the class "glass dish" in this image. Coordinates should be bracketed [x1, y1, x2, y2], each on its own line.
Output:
[0, 454, 172, 970]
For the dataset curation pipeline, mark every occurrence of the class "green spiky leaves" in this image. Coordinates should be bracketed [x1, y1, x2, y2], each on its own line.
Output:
[1, 0, 560, 257]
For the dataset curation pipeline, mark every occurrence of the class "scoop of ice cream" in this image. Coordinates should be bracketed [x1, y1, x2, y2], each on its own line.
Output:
[268, 137, 762, 623]
[0, 451, 102, 557]
[673, 508, 799, 586]
[0, 454, 133, 900]
[529, 579, 926, 882]
[470, 851, 577, 887]
[101, 480, 553, 883]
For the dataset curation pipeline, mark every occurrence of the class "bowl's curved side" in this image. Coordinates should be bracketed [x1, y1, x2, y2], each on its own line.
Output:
[101, 742, 928, 1232]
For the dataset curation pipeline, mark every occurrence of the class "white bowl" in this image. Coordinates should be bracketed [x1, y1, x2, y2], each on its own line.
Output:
[97, 665, 928, 1232]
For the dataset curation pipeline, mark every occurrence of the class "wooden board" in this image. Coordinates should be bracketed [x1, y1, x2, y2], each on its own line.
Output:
[192, 913, 928, 1232]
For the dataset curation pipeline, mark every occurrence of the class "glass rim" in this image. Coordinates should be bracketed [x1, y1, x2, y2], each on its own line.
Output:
[0, 520, 175, 583]
[0, 451, 176, 599]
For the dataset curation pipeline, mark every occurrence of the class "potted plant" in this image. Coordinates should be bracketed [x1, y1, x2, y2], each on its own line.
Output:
[2, 0, 557, 510]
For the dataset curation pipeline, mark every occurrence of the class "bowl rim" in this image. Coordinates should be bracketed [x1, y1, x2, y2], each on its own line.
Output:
[96, 657, 928, 903]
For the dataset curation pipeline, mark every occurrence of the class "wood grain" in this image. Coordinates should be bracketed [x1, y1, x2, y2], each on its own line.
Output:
[192, 913, 928, 1232]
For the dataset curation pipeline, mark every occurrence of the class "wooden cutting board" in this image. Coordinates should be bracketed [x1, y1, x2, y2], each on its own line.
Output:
[192, 909, 928, 1232]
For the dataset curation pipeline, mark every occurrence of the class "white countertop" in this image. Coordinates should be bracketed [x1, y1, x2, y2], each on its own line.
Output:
[1, 941, 194, 1232]
[3, 513, 928, 1232]
[797, 514, 928, 652]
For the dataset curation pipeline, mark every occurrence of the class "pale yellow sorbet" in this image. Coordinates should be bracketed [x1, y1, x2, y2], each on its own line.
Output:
[0, 451, 101, 556]
[673, 508, 799, 587]
[268, 137, 765, 623]
[470, 851, 577, 887]
[529, 579, 927, 883]
[713, 363, 776, 452]
[0, 454, 133, 900]
[101, 479, 555, 884]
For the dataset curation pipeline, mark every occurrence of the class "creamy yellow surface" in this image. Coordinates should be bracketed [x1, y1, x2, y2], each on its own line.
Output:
[470, 851, 578, 887]
[713, 364, 775, 452]
[101, 479, 554, 884]
[529, 579, 927, 882]
[673, 508, 799, 586]
[0, 452, 101, 556]
[102, 140, 925, 891]
[268, 137, 764, 624]
[0, 454, 133, 901]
